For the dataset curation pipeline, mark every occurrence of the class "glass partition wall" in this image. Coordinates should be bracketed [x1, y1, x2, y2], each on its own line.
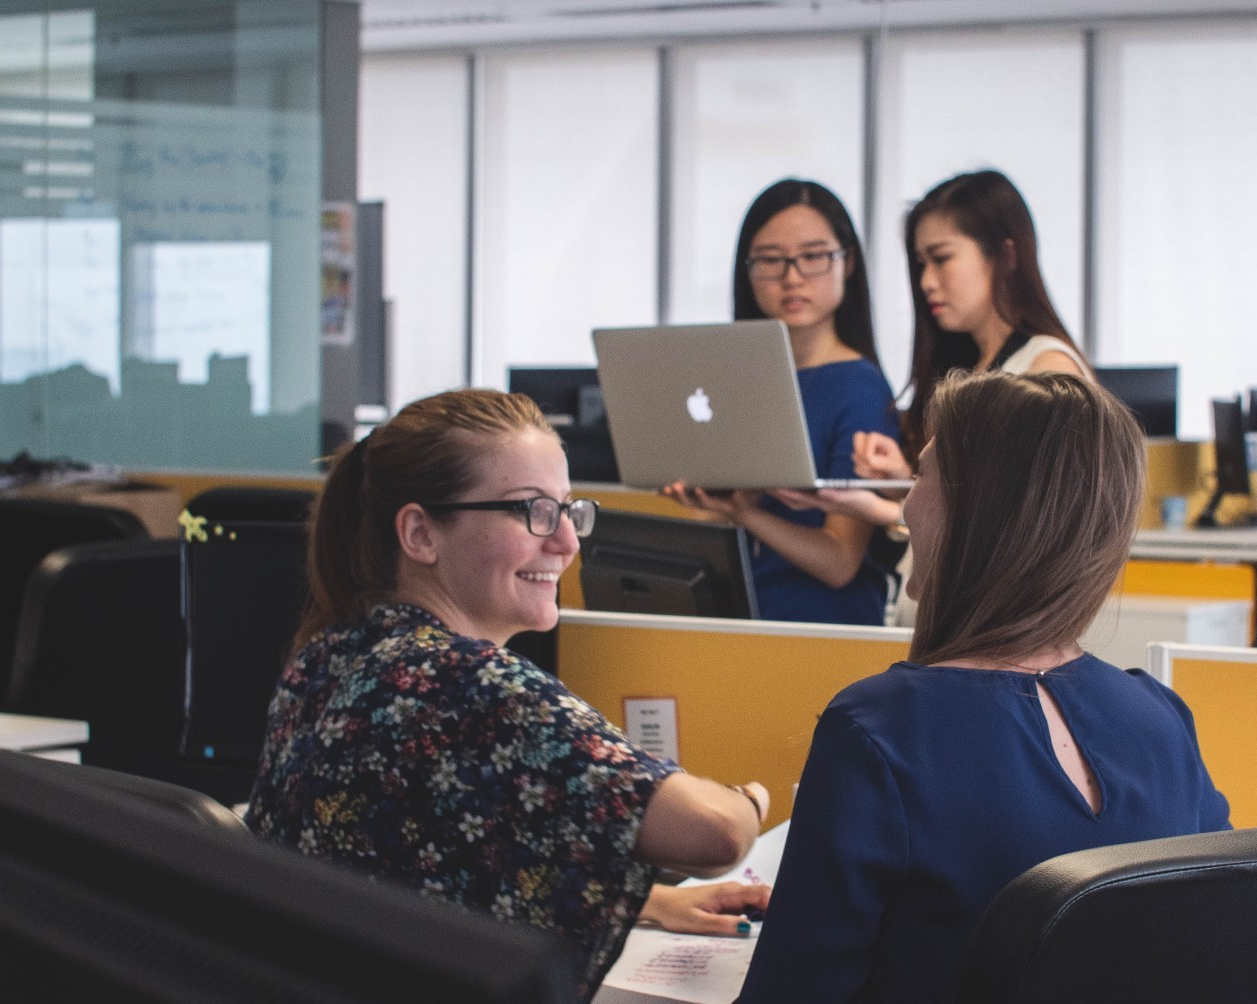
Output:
[0, 1, 323, 471]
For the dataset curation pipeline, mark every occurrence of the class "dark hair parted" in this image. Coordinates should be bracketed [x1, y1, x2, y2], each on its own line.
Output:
[296, 388, 555, 646]
[733, 178, 881, 370]
[909, 370, 1145, 668]
[903, 169, 1083, 460]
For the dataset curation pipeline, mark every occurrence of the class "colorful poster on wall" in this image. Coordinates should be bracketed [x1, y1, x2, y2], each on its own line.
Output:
[320, 202, 356, 346]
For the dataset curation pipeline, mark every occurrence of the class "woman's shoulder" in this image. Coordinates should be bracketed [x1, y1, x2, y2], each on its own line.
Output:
[803, 355, 890, 387]
[800, 357, 896, 419]
[1000, 334, 1087, 376]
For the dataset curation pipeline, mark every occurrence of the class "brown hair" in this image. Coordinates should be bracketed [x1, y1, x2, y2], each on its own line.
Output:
[909, 370, 1145, 667]
[296, 388, 554, 646]
[902, 169, 1083, 462]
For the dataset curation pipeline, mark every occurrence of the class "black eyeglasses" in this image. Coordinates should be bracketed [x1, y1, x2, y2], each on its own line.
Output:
[422, 496, 599, 538]
[746, 248, 846, 282]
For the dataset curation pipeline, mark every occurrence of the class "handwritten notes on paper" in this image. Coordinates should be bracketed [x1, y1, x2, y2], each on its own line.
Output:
[601, 929, 758, 1004]
[597, 822, 791, 1002]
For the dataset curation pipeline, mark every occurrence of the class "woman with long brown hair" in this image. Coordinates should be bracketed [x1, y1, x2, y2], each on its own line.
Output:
[739, 371, 1229, 1002]
[776, 169, 1090, 539]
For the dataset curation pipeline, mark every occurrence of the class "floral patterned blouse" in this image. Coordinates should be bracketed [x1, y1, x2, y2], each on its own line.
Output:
[245, 602, 678, 999]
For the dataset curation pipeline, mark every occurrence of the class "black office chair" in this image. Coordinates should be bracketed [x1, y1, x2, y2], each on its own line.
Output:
[186, 485, 317, 523]
[0, 498, 148, 708]
[952, 828, 1257, 1003]
[2, 751, 250, 833]
[7, 539, 184, 781]
[8, 538, 260, 806]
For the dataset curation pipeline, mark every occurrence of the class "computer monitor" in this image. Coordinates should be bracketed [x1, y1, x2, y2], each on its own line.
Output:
[508, 367, 619, 482]
[0, 750, 580, 1002]
[1197, 397, 1252, 528]
[181, 519, 309, 765]
[578, 510, 759, 619]
[1093, 365, 1178, 438]
[508, 367, 602, 425]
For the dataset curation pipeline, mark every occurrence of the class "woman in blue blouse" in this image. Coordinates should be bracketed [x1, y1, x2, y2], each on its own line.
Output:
[739, 371, 1230, 1003]
[246, 388, 770, 1001]
[666, 179, 900, 625]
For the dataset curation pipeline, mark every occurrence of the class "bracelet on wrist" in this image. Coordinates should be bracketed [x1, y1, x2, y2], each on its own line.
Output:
[729, 784, 763, 825]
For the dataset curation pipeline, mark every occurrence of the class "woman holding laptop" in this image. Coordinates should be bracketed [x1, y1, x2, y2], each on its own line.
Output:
[246, 388, 771, 1001]
[665, 178, 901, 626]
[739, 371, 1230, 1002]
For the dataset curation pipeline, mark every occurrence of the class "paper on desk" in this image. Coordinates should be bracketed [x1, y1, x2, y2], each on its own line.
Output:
[598, 822, 790, 1003]
[600, 927, 758, 1003]
[680, 820, 789, 890]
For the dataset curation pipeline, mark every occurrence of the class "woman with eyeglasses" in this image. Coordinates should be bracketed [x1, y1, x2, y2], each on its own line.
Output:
[246, 388, 770, 1001]
[739, 371, 1229, 1003]
[665, 178, 901, 625]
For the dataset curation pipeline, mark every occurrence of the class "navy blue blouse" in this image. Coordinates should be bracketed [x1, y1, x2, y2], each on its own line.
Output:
[752, 357, 900, 625]
[739, 654, 1231, 1003]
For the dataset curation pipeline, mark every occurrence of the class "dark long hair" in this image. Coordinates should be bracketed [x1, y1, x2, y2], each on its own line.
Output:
[909, 370, 1144, 667]
[732, 178, 881, 371]
[902, 169, 1081, 460]
[295, 389, 554, 648]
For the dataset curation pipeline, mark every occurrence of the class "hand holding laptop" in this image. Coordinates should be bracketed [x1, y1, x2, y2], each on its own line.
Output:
[770, 485, 905, 528]
[662, 481, 760, 523]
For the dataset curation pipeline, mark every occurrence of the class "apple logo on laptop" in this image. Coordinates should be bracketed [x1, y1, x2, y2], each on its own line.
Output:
[686, 388, 714, 423]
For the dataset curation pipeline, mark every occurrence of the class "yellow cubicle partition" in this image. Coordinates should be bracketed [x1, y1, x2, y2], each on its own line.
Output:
[1148, 642, 1257, 829]
[557, 610, 912, 829]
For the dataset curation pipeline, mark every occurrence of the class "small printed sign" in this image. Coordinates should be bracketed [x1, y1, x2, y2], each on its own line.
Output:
[624, 697, 679, 763]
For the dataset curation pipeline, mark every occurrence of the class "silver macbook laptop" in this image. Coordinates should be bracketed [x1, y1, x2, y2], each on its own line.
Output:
[592, 320, 912, 491]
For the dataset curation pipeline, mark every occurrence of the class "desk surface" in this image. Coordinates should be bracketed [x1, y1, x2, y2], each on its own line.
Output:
[1132, 526, 1257, 562]
[0, 713, 89, 751]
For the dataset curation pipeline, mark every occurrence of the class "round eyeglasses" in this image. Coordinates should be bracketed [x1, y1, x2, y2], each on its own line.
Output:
[422, 496, 599, 538]
[745, 248, 846, 282]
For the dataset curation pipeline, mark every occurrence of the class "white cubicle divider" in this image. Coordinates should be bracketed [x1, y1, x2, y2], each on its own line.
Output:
[1082, 595, 1251, 672]
[1146, 641, 1257, 829]
[0, 712, 89, 762]
[1147, 641, 1257, 687]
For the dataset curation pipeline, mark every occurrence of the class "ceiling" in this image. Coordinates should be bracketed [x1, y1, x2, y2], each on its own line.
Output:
[359, 0, 1257, 51]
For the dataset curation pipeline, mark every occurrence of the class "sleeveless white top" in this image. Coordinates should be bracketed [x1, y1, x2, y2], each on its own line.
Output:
[1000, 334, 1090, 377]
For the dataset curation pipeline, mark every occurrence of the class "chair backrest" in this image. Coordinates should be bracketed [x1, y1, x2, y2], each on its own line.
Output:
[952, 828, 1257, 1003]
[0, 498, 148, 705]
[7, 539, 184, 777]
[8, 538, 260, 805]
[18, 753, 249, 833]
[186, 485, 316, 523]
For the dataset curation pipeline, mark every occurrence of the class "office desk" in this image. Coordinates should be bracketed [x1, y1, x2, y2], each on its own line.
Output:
[0, 712, 89, 762]
[1132, 526, 1257, 563]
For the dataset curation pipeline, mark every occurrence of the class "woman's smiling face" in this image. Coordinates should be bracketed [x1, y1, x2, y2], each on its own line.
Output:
[424, 427, 579, 645]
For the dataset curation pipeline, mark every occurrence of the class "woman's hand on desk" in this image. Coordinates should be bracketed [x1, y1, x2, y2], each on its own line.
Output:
[770, 487, 902, 528]
[639, 882, 773, 937]
[662, 482, 761, 524]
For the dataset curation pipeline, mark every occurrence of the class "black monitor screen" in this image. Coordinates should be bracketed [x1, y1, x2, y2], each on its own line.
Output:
[508, 367, 603, 425]
[508, 367, 619, 482]
[1093, 365, 1178, 437]
[1213, 397, 1252, 497]
[0, 750, 580, 1003]
[181, 519, 309, 764]
[579, 510, 758, 619]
